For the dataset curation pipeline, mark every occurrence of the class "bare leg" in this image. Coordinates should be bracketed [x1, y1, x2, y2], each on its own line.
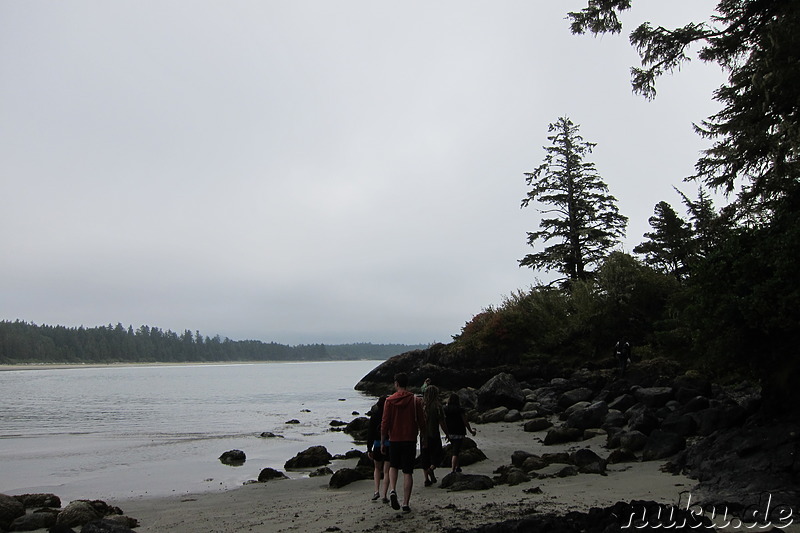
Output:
[388, 466, 398, 494]
[381, 461, 390, 498]
[451, 454, 458, 472]
[402, 472, 413, 506]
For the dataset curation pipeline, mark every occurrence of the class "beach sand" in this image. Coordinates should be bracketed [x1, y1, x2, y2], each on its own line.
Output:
[111, 421, 706, 533]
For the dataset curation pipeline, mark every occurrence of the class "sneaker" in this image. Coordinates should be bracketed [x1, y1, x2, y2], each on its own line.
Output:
[382, 497, 390, 504]
[424, 480, 432, 487]
[456, 467, 462, 473]
[389, 491, 400, 510]
[402, 505, 411, 513]
[430, 472, 437, 484]
[371, 491, 380, 501]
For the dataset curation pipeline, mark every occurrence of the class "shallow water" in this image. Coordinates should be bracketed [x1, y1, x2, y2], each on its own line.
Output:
[0, 361, 379, 502]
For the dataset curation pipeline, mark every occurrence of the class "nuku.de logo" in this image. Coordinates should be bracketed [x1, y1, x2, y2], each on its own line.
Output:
[620, 493, 795, 529]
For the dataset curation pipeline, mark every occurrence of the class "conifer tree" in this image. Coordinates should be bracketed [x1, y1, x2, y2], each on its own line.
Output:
[633, 201, 693, 281]
[520, 117, 628, 283]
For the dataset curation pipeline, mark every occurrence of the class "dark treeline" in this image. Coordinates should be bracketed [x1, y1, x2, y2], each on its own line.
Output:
[0, 320, 426, 364]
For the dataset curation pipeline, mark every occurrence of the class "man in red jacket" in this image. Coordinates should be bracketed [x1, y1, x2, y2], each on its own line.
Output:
[381, 372, 426, 513]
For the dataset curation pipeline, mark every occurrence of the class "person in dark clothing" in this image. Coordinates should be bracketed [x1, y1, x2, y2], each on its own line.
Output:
[614, 338, 632, 376]
[420, 385, 448, 487]
[443, 393, 476, 473]
[366, 396, 390, 503]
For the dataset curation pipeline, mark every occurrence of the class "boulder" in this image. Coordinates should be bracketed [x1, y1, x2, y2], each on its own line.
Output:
[570, 448, 606, 474]
[642, 430, 685, 461]
[566, 401, 608, 430]
[602, 409, 627, 428]
[619, 430, 648, 452]
[259, 431, 284, 438]
[10, 510, 58, 531]
[56, 501, 102, 528]
[607, 448, 638, 464]
[492, 465, 530, 486]
[558, 388, 594, 409]
[258, 467, 289, 482]
[543, 426, 583, 445]
[284, 445, 333, 469]
[309, 466, 334, 477]
[626, 406, 660, 435]
[660, 413, 697, 437]
[503, 409, 523, 423]
[0, 493, 26, 530]
[440, 472, 494, 491]
[477, 373, 525, 410]
[13, 493, 61, 508]
[219, 449, 246, 465]
[523, 417, 553, 432]
[343, 417, 370, 442]
[522, 455, 549, 472]
[480, 406, 509, 423]
[329, 467, 371, 488]
[443, 438, 486, 467]
[682, 395, 710, 413]
[80, 518, 137, 533]
[510, 450, 534, 467]
[633, 387, 674, 408]
[608, 393, 637, 412]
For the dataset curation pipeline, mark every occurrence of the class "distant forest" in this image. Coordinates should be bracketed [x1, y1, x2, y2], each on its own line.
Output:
[0, 320, 426, 364]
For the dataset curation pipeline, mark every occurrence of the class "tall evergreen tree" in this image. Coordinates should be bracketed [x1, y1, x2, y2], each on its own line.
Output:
[520, 117, 628, 283]
[633, 201, 693, 281]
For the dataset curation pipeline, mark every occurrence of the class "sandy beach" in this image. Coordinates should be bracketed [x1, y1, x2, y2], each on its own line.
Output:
[110, 420, 706, 533]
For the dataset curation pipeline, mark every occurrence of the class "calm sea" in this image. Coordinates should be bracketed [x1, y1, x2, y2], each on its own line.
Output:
[0, 361, 380, 502]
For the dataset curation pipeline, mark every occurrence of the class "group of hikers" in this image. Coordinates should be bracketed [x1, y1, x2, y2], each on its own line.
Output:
[365, 373, 476, 513]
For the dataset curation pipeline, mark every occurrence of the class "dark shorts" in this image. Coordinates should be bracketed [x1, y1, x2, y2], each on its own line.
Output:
[371, 440, 389, 462]
[388, 441, 417, 474]
[448, 434, 465, 456]
[420, 435, 443, 469]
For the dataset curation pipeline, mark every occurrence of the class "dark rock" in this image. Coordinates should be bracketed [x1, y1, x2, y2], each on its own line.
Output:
[343, 417, 370, 442]
[259, 431, 284, 438]
[660, 413, 697, 437]
[79, 518, 136, 533]
[456, 388, 479, 410]
[477, 373, 525, 410]
[566, 401, 608, 430]
[619, 430, 648, 452]
[672, 374, 713, 404]
[521, 455, 549, 471]
[10, 509, 57, 531]
[440, 472, 494, 491]
[309, 467, 333, 477]
[558, 388, 594, 409]
[633, 387, 674, 408]
[492, 465, 530, 486]
[607, 448, 638, 464]
[329, 467, 372, 488]
[503, 409, 522, 422]
[56, 501, 102, 529]
[602, 409, 626, 428]
[13, 493, 61, 508]
[560, 401, 590, 421]
[541, 452, 571, 465]
[285, 419, 300, 424]
[219, 449, 246, 465]
[479, 406, 509, 423]
[284, 445, 333, 469]
[258, 467, 288, 482]
[608, 393, 637, 412]
[543, 426, 583, 445]
[570, 448, 606, 474]
[556, 465, 579, 477]
[0, 493, 26, 530]
[682, 396, 710, 413]
[329, 420, 347, 427]
[510, 450, 534, 467]
[523, 417, 553, 432]
[642, 430, 685, 461]
[627, 405, 660, 435]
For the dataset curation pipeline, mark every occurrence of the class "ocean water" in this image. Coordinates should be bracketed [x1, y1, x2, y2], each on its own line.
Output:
[0, 361, 380, 502]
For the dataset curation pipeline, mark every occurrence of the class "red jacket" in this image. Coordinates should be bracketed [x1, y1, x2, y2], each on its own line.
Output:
[381, 389, 426, 443]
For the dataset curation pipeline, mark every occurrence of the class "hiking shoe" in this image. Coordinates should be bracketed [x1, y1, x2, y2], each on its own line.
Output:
[371, 491, 380, 501]
[389, 491, 400, 510]
[402, 506, 411, 513]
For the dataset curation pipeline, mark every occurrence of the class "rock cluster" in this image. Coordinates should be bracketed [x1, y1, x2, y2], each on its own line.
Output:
[0, 494, 138, 532]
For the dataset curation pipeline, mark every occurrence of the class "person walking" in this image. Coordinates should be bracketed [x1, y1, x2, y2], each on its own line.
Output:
[420, 385, 448, 487]
[366, 396, 390, 503]
[381, 372, 426, 513]
[444, 393, 476, 473]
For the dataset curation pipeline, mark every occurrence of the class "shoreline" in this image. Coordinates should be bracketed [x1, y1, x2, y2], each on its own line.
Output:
[0, 360, 382, 372]
[102, 421, 702, 532]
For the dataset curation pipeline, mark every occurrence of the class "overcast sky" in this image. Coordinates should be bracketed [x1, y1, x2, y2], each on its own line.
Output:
[0, 1, 726, 345]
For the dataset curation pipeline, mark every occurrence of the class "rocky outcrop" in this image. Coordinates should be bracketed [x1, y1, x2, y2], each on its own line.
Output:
[219, 449, 246, 465]
[284, 445, 333, 469]
[0, 493, 25, 530]
[257, 467, 288, 482]
[329, 466, 372, 488]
